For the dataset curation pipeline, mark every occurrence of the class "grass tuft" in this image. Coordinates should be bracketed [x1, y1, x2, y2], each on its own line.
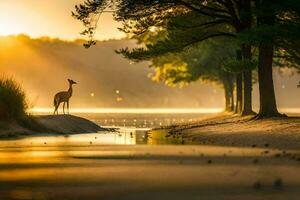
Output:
[0, 77, 48, 133]
[0, 77, 27, 121]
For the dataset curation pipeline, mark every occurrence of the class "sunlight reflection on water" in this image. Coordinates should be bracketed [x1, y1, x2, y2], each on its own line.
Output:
[31, 110, 216, 128]
[0, 128, 148, 148]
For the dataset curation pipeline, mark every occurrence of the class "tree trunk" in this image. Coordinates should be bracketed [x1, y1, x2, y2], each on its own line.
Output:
[223, 78, 234, 112]
[254, 0, 284, 118]
[241, 45, 255, 115]
[230, 83, 234, 112]
[235, 73, 243, 114]
[235, 50, 243, 114]
[257, 43, 282, 118]
[237, 0, 255, 116]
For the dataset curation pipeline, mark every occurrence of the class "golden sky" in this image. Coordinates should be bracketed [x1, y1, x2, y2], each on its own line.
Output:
[0, 0, 125, 40]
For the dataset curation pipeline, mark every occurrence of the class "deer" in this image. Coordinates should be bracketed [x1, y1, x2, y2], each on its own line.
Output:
[53, 79, 77, 115]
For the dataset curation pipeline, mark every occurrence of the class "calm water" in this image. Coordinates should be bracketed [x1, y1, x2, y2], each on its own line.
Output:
[0, 128, 147, 147]
[80, 112, 212, 128]
[0, 112, 211, 147]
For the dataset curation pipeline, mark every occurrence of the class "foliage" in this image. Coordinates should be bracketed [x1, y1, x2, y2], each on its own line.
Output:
[134, 38, 236, 89]
[72, 0, 244, 48]
[0, 77, 48, 132]
[114, 11, 239, 88]
[72, 0, 246, 89]
[237, 0, 300, 68]
[223, 58, 258, 73]
[0, 78, 27, 121]
[73, 0, 300, 68]
[117, 11, 235, 61]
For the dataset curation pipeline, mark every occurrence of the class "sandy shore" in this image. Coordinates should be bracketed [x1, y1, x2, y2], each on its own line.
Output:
[159, 114, 300, 150]
[0, 143, 299, 200]
[0, 115, 107, 138]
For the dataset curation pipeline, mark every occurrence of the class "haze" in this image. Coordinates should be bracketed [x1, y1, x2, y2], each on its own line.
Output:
[0, 35, 299, 111]
[0, 35, 227, 109]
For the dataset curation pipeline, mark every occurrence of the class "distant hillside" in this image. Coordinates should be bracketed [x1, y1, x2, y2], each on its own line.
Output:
[0, 35, 299, 109]
[0, 35, 224, 109]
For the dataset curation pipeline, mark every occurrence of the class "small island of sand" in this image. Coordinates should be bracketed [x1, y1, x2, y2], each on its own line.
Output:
[0, 115, 107, 138]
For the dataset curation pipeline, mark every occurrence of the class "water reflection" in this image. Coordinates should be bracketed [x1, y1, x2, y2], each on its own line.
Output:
[67, 112, 212, 128]
[0, 126, 187, 149]
[0, 128, 150, 148]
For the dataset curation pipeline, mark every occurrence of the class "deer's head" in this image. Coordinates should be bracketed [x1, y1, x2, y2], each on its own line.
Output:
[68, 79, 77, 85]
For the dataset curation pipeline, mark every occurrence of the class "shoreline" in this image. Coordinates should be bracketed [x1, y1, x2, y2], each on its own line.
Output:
[0, 115, 108, 139]
[2, 112, 300, 151]
[153, 113, 300, 150]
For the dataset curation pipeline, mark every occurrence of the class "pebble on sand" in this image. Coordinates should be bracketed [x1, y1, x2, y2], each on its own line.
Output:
[274, 153, 281, 158]
[274, 178, 283, 189]
[253, 181, 262, 190]
[264, 143, 270, 147]
[263, 150, 269, 154]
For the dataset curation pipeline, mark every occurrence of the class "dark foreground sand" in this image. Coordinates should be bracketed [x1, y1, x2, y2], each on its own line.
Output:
[0, 143, 299, 200]
[161, 114, 300, 150]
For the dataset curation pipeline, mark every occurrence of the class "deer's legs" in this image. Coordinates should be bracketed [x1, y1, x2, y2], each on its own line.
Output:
[53, 105, 58, 115]
[63, 102, 66, 114]
[67, 101, 69, 114]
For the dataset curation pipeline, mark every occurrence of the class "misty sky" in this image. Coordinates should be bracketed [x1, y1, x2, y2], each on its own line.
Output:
[0, 0, 125, 40]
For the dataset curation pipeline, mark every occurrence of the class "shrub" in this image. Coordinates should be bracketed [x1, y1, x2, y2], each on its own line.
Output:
[0, 78, 27, 120]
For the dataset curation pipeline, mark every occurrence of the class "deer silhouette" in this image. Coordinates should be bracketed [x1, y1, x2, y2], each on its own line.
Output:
[53, 79, 77, 115]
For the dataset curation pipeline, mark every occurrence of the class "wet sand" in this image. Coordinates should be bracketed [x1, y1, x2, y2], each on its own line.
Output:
[162, 114, 300, 150]
[0, 141, 299, 200]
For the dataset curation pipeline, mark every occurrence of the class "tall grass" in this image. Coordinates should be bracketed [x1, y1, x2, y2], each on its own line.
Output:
[0, 77, 48, 132]
[0, 78, 27, 120]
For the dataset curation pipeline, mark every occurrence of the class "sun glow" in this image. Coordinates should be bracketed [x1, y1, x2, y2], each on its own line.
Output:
[0, 20, 19, 36]
[0, 7, 24, 36]
[0, 0, 125, 40]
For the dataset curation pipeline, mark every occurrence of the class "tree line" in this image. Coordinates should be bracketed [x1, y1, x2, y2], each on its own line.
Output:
[73, 0, 300, 118]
